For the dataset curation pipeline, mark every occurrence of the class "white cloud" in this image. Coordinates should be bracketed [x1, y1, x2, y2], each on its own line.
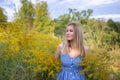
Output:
[57, 0, 120, 9]
[39, 0, 56, 4]
[59, 0, 80, 4]
[90, 14, 120, 21]
[59, 0, 119, 5]
[30, 0, 37, 4]
[85, 0, 119, 6]
[12, 0, 21, 12]
[91, 14, 120, 18]
[3, 7, 15, 21]
[0, 0, 12, 7]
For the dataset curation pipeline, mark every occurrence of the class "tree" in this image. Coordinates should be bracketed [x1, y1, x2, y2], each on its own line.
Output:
[107, 19, 120, 33]
[0, 7, 7, 22]
[54, 8, 93, 38]
[14, 0, 34, 31]
[86, 9, 93, 19]
[33, 1, 54, 35]
[107, 19, 120, 46]
[80, 9, 93, 24]
[54, 14, 70, 38]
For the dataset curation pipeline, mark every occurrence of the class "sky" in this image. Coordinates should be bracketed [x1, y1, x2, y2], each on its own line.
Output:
[0, 0, 120, 22]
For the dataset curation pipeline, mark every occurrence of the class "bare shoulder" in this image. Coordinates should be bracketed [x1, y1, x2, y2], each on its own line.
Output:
[84, 45, 90, 51]
[84, 45, 90, 54]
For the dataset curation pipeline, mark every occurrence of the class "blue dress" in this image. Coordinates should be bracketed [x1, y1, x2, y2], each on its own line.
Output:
[57, 52, 85, 80]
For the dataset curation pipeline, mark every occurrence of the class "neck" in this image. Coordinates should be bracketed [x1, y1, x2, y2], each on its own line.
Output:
[68, 40, 75, 49]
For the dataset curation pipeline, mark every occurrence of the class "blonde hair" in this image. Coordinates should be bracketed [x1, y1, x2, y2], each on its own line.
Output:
[62, 23, 85, 57]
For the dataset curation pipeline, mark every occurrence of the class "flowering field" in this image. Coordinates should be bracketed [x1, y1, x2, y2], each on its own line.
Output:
[0, 22, 120, 80]
[0, 23, 61, 80]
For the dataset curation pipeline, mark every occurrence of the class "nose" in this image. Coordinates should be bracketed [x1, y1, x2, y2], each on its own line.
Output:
[66, 31, 70, 35]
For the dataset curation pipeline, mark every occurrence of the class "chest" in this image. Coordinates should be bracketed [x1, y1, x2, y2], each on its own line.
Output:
[60, 53, 82, 66]
[68, 49, 80, 58]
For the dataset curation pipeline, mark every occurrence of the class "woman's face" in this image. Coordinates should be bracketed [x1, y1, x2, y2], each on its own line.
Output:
[66, 25, 75, 41]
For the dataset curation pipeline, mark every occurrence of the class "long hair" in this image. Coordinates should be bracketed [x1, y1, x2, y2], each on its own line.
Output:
[62, 23, 85, 57]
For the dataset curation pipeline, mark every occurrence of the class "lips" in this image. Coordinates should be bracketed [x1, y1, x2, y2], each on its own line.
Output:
[66, 35, 70, 37]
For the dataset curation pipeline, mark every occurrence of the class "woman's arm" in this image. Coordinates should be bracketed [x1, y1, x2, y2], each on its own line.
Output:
[54, 43, 62, 60]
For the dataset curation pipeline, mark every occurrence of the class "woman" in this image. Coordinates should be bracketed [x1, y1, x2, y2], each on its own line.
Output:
[55, 23, 89, 80]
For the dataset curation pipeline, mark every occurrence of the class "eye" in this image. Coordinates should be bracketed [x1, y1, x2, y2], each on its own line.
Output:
[70, 29, 73, 32]
[66, 29, 68, 32]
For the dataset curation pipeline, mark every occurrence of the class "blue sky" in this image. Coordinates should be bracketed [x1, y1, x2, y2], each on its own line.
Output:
[0, 0, 120, 22]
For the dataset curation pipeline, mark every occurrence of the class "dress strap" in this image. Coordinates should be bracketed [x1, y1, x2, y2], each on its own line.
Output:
[62, 42, 64, 47]
[62, 42, 66, 48]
